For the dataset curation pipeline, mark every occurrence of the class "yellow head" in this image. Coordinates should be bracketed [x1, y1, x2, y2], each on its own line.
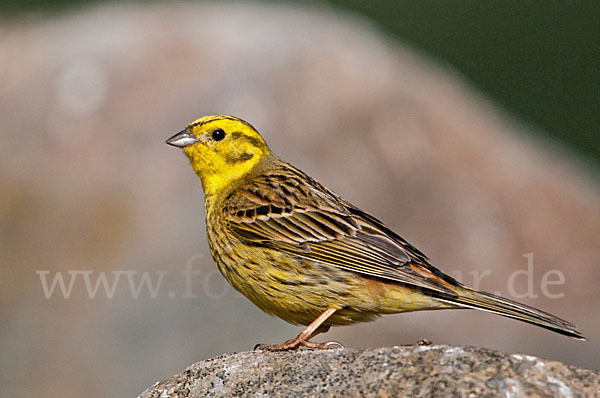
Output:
[166, 115, 271, 196]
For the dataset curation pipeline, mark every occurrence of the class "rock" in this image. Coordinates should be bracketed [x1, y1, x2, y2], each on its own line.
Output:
[139, 345, 599, 397]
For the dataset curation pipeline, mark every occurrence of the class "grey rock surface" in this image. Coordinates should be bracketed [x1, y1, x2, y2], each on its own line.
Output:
[139, 345, 599, 397]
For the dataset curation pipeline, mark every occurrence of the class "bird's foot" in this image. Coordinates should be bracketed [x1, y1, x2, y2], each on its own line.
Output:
[255, 338, 343, 351]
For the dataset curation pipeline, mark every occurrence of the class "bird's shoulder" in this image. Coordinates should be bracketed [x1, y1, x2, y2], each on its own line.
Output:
[222, 160, 349, 219]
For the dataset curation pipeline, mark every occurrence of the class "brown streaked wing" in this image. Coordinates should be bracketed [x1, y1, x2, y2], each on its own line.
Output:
[223, 168, 460, 298]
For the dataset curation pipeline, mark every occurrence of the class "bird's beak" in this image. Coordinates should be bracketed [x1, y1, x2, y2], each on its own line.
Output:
[165, 129, 197, 148]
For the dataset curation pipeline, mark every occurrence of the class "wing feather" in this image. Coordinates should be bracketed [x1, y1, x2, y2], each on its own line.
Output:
[223, 165, 461, 297]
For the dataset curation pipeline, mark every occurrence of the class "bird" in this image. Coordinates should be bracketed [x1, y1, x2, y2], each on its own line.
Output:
[166, 115, 584, 350]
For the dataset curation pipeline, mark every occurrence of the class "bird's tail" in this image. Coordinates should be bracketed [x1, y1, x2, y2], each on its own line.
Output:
[437, 288, 585, 339]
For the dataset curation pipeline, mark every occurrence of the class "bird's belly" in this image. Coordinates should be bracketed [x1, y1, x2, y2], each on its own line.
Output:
[212, 246, 362, 325]
[209, 238, 449, 326]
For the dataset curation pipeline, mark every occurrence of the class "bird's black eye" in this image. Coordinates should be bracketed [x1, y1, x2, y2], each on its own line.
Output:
[212, 128, 226, 141]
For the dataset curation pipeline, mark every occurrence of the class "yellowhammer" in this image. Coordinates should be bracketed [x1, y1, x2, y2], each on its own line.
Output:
[166, 115, 584, 350]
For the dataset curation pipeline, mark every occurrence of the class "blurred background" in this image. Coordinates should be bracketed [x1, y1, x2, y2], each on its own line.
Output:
[1, 1, 598, 397]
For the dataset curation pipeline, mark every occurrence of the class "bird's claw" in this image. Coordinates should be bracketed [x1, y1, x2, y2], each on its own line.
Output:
[325, 341, 344, 349]
[253, 338, 344, 351]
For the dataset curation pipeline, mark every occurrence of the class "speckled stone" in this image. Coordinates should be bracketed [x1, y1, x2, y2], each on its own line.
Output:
[139, 345, 599, 397]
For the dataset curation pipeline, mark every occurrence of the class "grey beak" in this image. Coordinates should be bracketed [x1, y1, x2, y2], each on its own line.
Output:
[165, 129, 197, 148]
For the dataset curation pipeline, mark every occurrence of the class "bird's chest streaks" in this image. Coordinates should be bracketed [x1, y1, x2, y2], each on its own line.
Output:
[204, 206, 368, 323]
[207, 218, 317, 294]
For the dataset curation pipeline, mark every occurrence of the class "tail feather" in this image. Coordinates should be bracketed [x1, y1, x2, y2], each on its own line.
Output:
[437, 288, 585, 340]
